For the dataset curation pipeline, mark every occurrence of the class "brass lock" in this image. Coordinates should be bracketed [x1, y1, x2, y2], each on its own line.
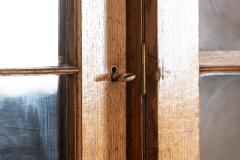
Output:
[111, 65, 136, 83]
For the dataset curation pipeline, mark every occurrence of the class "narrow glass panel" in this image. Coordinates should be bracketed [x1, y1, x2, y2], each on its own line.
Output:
[0, 75, 67, 160]
[0, 0, 61, 68]
[200, 74, 240, 160]
[200, 0, 240, 50]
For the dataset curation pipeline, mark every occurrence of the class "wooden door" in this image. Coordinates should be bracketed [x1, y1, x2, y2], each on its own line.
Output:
[145, 0, 200, 159]
[81, 0, 200, 159]
[81, 0, 127, 159]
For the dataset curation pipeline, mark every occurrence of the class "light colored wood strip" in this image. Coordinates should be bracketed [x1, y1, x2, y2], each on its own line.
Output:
[82, 0, 126, 159]
[157, 0, 199, 159]
[200, 66, 240, 73]
[200, 51, 240, 67]
[0, 66, 79, 75]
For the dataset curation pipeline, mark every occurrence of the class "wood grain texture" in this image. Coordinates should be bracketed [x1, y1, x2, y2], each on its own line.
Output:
[145, 0, 158, 159]
[66, 0, 77, 66]
[65, 0, 81, 159]
[157, 0, 199, 159]
[82, 0, 126, 159]
[126, 0, 144, 159]
[200, 66, 240, 73]
[200, 51, 240, 67]
[200, 0, 240, 50]
[0, 67, 79, 75]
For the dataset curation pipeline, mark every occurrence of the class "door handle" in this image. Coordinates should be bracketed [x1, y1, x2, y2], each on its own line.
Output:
[111, 65, 136, 82]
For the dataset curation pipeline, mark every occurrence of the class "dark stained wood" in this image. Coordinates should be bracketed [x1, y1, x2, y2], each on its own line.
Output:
[75, 0, 82, 159]
[58, 5, 68, 160]
[58, 76, 68, 160]
[66, 0, 77, 66]
[68, 75, 78, 160]
[126, 0, 144, 159]
[59, 0, 67, 65]
[0, 67, 79, 75]
[65, 0, 81, 159]
[145, 0, 158, 159]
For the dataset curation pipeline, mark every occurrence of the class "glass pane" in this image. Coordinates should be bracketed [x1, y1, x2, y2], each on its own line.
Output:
[200, 0, 240, 51]
[200, 74, 240, 160]
[0, 75, 67, 160]
[0, 0, 63, 68]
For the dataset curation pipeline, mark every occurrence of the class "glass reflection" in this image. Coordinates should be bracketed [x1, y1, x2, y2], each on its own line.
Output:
[200, 74, 240, 160]
[200, 0, 240, 50]
[0, 76, 62, 160]
[0, 0, 59, 67]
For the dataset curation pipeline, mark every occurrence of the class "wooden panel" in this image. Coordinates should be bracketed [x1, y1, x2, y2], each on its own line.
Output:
[200, 51, 240, 67]
[145, 0, 158, 159]
[82, 0, 126, 159]
[200, 0, 240, 51]
[156, 0, 199, 159]
[126, 0, 144, 159]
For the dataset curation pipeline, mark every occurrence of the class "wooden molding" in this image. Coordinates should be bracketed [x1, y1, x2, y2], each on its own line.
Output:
[200, 51, 240, 67]
[0, 66, 80, 75]
[200, 51, 240, 72]
[200, 66, 240, 73]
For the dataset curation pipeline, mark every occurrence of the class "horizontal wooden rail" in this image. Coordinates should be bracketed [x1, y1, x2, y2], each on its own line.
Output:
[0, 66, 80, 75]
[200, 66, 240, 73]
[200, 51, 240, 73]
[200, 51, 240, 66]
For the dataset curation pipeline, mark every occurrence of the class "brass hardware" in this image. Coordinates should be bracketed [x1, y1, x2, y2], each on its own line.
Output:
[142, 43, 146, 94]
[111, 65, 136, 83]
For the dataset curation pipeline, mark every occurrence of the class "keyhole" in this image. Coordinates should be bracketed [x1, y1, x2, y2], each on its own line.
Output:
[111, 65, 118, 74]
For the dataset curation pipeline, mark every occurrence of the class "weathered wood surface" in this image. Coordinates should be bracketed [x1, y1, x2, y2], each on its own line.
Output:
[82, 0, 126, 159]
[200, 51, 240, 67]
[156, 0, 199, 159]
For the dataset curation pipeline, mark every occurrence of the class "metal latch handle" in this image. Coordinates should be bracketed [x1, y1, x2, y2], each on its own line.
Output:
[111, 65, 136, 83]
